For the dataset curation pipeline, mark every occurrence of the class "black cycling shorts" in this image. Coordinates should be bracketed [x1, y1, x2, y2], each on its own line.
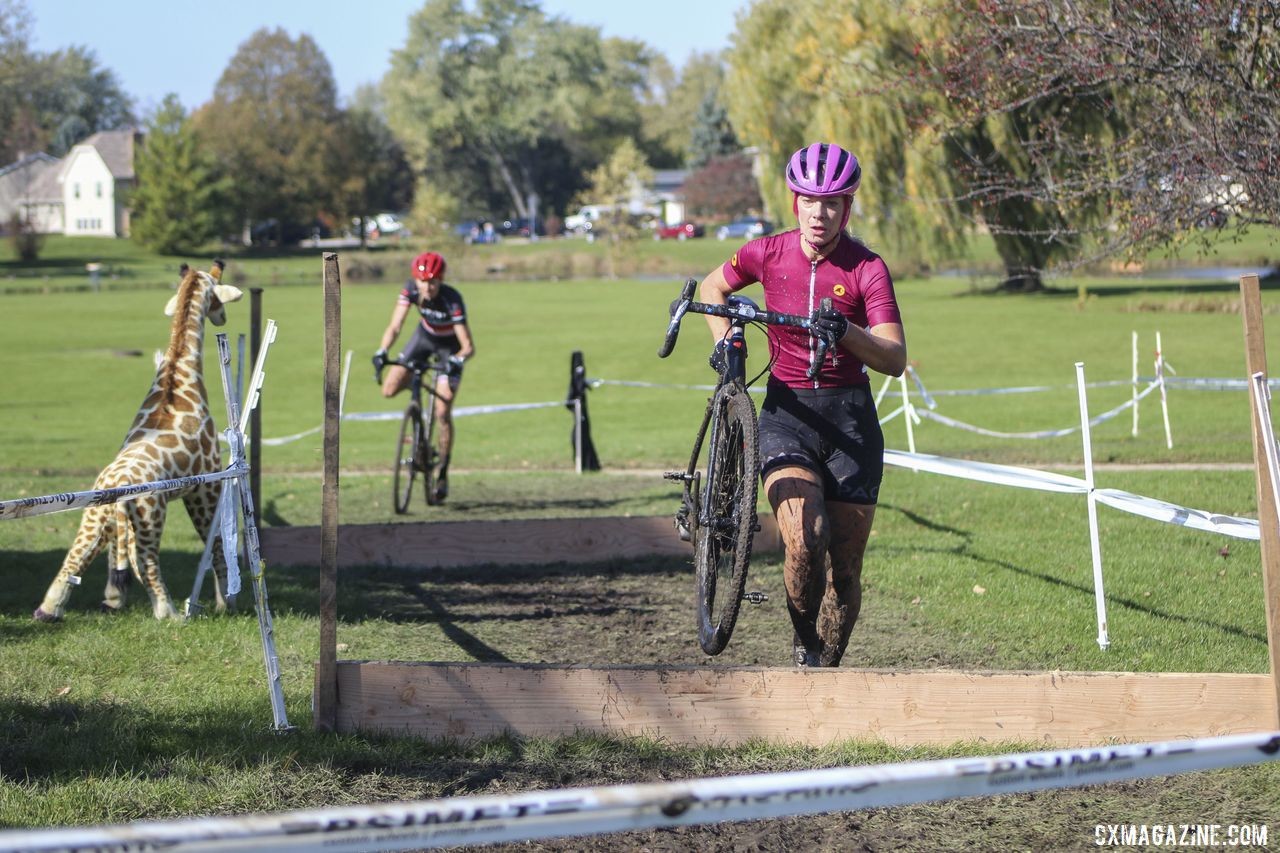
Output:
[399, 328, 463, 389]
[757, 383, 884, 504]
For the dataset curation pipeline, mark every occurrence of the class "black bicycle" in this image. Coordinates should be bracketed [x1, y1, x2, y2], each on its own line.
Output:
[376, 354, 446, 514]
[658, 278, 834, 655]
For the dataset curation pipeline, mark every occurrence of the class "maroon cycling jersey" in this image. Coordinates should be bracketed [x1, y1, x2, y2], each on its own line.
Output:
[722, 230, 901, 388]
[398, 281, 466, 339]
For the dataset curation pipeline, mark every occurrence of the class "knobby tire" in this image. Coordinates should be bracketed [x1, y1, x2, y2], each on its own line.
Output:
[694, 384, 758, 655]
[393, 405, 423, 514]
[422, 398, 440, 506]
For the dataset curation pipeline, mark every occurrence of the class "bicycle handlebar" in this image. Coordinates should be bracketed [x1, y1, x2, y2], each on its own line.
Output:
[373, 354, 442, 386]
[658, 278, 836, 380]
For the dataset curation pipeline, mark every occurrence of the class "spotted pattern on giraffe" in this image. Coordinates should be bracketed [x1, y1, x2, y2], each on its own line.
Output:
[34, 263, 244, 622]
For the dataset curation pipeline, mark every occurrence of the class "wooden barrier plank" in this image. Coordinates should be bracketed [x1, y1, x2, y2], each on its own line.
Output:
[330, 661, 1274, 747]
[261, 514, 781, 569]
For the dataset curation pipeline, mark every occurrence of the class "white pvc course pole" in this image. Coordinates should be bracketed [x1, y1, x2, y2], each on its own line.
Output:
[899, 372, 916, 455]
[1131, 330, 1139, 437]
[1156, 331, 1173, 449]
[1075, 362, 1110, 650]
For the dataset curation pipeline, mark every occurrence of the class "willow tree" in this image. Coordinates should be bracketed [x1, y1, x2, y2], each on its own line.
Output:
[931, 0, 1278, 266]
[723, 0, 967, 275]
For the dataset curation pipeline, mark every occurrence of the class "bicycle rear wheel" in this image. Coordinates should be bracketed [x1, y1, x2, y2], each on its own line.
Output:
[393, 405, 423, 514]
[694, 384, 759, 655]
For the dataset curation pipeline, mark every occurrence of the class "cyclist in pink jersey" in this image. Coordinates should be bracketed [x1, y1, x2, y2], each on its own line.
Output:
[698, 142, 907, 667]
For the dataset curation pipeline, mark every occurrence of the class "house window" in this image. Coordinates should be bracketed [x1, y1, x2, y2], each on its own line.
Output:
[96, 182, 102, 198]
[74, 184, 80, 199]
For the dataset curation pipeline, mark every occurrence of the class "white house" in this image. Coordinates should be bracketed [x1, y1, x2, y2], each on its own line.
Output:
[57, 128, 140, 237]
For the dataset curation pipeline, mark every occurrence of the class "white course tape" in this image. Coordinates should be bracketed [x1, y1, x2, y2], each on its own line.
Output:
[914, 382, 1159, 440]
[884, 450, 1260, 540]
[1093, 488, 1261, 541]
[0, 463, 249, 521]
[3, 731, 1275, 853]
[266, 402, 567, 444]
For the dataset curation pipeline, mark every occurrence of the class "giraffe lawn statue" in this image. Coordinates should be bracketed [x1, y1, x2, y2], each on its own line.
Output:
[34, 261, 245, 622]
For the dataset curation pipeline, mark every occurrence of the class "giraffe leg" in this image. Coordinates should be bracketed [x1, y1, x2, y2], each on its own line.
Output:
[125, 497, 180, 621]
[35, 506, 109, 621]
[101, 504, 133, 612]
[184, 482, 233, 614]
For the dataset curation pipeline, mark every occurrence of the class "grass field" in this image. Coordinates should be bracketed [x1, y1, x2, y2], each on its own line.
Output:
[1, 236, 1279, 849]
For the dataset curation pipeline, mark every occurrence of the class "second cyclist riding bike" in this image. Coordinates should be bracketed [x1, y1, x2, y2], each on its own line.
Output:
[375, 353, 448, 513]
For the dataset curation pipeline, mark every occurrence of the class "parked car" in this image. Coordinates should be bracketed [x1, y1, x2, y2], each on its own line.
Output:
[653, 221, 705, 241]
[716, 216, 773, 241]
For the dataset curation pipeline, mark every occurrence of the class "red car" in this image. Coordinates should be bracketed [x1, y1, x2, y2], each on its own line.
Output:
[653, 221, 705, 240]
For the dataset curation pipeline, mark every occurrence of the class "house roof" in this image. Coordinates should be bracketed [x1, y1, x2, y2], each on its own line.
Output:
[27, 160, 63, 202]
[0, 152, 58, 179]
[77, 128, 140, 180]
[0, 153, 61, 203]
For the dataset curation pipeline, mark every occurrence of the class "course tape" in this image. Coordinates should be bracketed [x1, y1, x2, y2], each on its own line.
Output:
[883, 449, 1259, 540]
[3, 731, 1275, 852]
[263, 402, 565, 445]
[0, 463, 249, 521]
[913, 382, 1160, 440]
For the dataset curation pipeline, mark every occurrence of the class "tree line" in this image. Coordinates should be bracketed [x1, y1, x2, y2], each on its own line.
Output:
[5, 0, 1276, 287]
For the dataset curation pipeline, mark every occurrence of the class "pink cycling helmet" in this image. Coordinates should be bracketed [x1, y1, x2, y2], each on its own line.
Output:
[785, 142, 862, 197]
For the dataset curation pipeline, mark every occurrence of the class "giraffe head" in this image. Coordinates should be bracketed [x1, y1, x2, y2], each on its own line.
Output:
[164, 261, 243, 326]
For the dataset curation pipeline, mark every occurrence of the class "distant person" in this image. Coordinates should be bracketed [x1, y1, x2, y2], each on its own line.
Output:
[372, 251, 475, 503]
[696, 142, 906, 667]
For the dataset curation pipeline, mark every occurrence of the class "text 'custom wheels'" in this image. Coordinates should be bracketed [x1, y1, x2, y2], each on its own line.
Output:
[694, 386, 758, 655]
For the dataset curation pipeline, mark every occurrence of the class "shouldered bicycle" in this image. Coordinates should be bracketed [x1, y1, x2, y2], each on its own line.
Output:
[658, 278, 835, 655]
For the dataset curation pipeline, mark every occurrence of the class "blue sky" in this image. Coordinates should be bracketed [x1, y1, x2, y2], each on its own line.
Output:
[29, 0, 746, 116]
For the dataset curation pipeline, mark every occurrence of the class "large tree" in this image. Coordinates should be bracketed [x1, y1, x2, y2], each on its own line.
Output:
[929, 0, 1279, 266]
[382, 0, 652, 224]
[0, 1, 134, 163]
[333, 87, 415, 248]
[131, 95, 233, 255]
[195, 28, 342, 243]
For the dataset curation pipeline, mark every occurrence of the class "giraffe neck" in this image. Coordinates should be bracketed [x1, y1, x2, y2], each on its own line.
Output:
[155, 272, 212, 408]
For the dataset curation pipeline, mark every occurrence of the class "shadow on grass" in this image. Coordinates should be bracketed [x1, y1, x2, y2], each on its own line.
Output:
[876, 503, 1268, 646]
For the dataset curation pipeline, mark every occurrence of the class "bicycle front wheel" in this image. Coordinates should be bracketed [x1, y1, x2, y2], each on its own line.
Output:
[694, 384, 759, 655]
[393, 405, 423, 514]
[422, 398, 440, 506]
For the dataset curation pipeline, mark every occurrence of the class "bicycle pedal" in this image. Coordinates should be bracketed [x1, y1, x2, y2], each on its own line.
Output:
[742, 591, 769, 604]
[663, 471, 692, 482]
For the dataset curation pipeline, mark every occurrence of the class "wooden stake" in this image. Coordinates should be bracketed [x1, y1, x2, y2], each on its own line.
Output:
[315, 254, 341, 732]
[1238, 272, 1280, 726]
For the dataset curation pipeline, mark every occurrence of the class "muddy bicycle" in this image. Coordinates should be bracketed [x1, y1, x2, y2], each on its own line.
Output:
[375, 354, 447, 513]
[658, 278, 835, 655]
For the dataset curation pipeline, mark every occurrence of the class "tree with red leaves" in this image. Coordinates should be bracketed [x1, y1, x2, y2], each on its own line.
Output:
[929, 0, 1278, 282]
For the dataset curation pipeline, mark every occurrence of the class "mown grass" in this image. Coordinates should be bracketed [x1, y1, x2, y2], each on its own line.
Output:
[1, 240, 1279, 847]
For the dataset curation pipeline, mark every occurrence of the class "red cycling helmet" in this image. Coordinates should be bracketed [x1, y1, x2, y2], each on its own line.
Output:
[785, 142, 862, 198]
[412, 251, 446, 281]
